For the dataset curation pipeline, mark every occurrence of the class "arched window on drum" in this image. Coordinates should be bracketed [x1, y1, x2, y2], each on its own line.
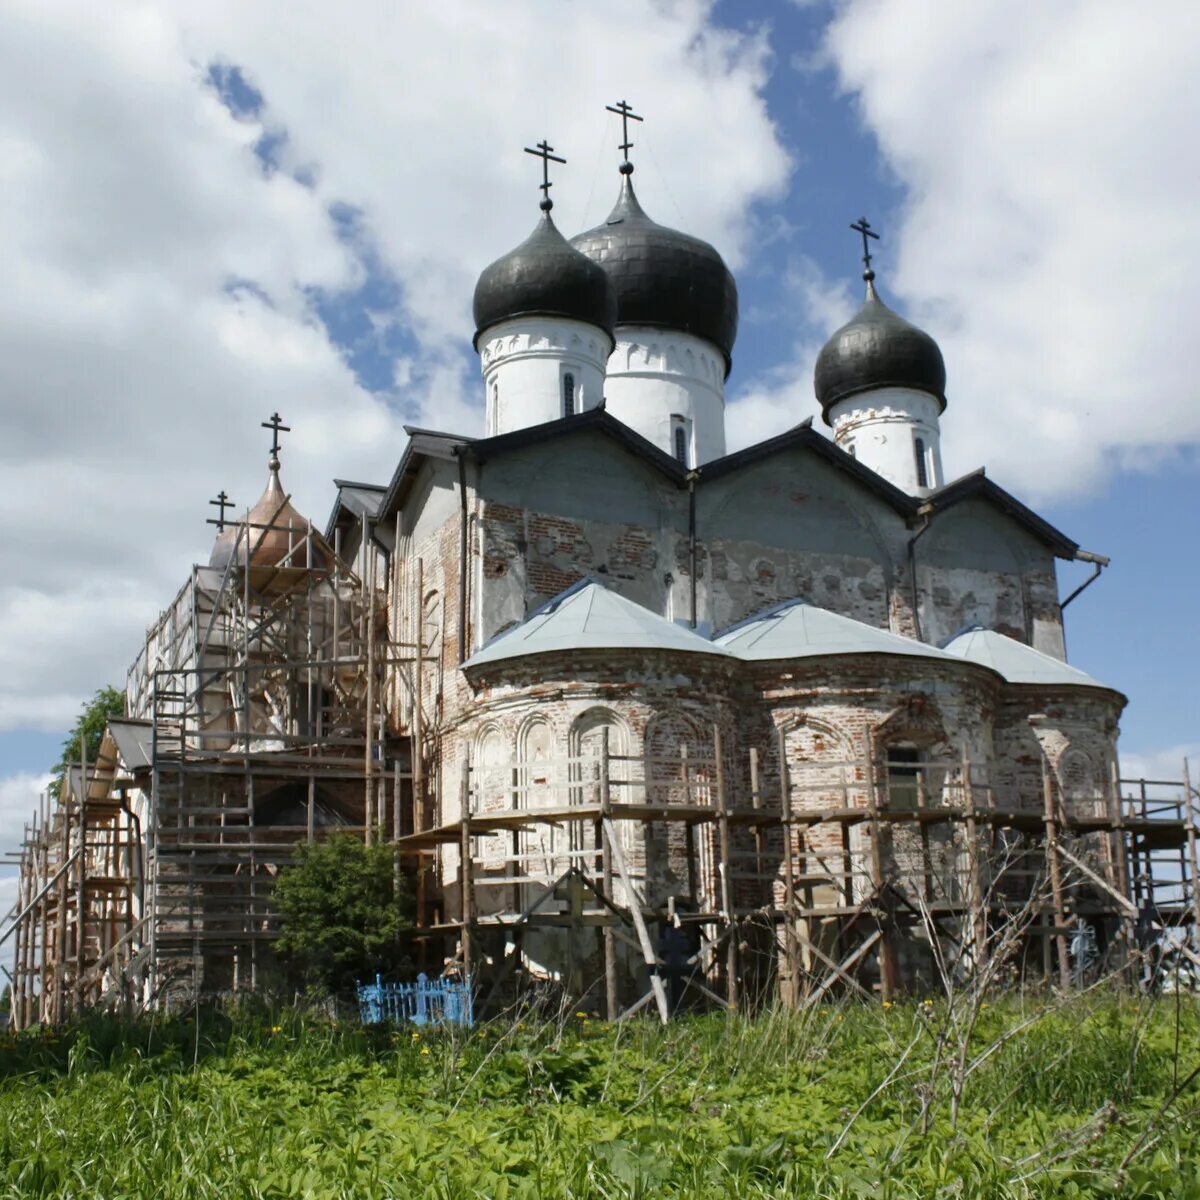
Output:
[1058, 749, 1101, 821]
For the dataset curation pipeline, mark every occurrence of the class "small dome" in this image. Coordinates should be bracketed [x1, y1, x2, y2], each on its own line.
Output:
[209, 457, 329, 573]
[815, 278, 946, 423]
[472, 210, 616, 348]
[571, 171, 738, 375]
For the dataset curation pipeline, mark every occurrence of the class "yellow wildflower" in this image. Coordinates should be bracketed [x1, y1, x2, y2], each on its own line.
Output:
[575, 1011, 587, 1019]
[420, 1046, 430, 1056]
[882, 1001, 893, 1009]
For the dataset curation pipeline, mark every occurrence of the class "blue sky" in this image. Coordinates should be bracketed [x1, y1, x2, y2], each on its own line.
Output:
[0, 0, 1197, 843]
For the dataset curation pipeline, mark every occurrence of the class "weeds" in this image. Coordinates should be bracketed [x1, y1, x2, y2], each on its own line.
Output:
[0, 993, 1196, 1198]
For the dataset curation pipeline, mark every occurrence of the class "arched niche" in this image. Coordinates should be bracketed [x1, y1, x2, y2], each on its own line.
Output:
[473, 724, 512, 871]
[1057, 747, 1102, 821]
[569, 706, 633, 891]
[780, 714, 856, 816]
[644, 711, 710, 807]
[517, 715, 556, 809]
[643, 710, 711, 909]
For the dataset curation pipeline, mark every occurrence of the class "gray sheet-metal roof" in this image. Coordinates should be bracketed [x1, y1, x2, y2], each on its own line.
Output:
[942, 628, 1114, 690]
[465, 580, 732, 669]
[108, 718, 154, 772]
[332, 480, 386, 520]
[715, 600, 958, 663]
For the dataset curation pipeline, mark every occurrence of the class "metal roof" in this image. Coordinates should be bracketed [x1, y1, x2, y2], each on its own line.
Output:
[571, 170, 738, 372]
[925, 469, 1079, 559]
[108, 718, 153, 772]
[464, 579, 733, 669]
[815, 277, 947, 421]
[371, 426, 473, 530]
[473, 209, 616, 347]
[942, 627, 1114, 690]
[715, 599, 959, 663]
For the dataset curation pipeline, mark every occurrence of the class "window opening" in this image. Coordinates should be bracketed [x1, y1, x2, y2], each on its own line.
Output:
[885, 745, 924, 811]
[562, 372, 575, 418]
[914, 436, 929, 488]
[847, 442, 856, 459]
[673, 424, 687, 465]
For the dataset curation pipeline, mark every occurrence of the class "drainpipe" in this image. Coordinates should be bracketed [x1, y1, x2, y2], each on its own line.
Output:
[118, 794, 144, 920]
[1059, 549, 1109, 611]
[456, 448, 469, 664]
[907, 502, 935, 643]
[687, 470, 700, 629]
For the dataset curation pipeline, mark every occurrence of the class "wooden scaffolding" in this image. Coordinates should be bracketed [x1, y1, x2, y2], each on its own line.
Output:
[2, 507, 425, 1025]
[397, 729, 1200, 1023]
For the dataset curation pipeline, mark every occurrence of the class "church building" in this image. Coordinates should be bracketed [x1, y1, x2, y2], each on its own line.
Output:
[12, 106, 1191, 1028]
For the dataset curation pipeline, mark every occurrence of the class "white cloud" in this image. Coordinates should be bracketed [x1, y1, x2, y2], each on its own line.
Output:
[0, 0, 788, 732]
[733, 0, 1200, 500]
[1119, 743, 1200, 787]
[0, 772, 52, 912]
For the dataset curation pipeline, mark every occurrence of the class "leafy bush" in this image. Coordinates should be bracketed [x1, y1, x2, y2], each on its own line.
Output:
[272, 833, 414, 993]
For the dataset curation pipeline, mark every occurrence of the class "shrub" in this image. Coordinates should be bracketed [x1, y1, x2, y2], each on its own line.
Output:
[272, 834, 414, 994]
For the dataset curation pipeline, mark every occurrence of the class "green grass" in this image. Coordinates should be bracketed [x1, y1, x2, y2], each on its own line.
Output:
[0, 993, 1197, 1198]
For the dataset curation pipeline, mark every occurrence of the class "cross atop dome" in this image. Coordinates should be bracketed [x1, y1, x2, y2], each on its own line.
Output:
[850, 216, 879, 283]
[261, 412, 290, 466]
[605, 99, 643, 175]
[206, 490, 235, 532]
[523, 139, 566, 212]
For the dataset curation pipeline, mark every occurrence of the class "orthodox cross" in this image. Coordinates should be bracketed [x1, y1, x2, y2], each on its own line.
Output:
[850, 216, 879, 278]
[207, 490, 235, 531]
[524, 140, 566, 211]
[261, 412, 291, 458]
[606, 99, 643, 166]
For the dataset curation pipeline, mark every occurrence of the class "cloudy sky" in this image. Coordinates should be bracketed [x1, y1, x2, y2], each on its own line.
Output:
[1, 0, 1198, 899]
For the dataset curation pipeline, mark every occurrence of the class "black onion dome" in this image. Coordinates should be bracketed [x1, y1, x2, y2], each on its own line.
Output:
[815, 279, 947, 423]
[472, 210, 616, 348]
[570, 172, 738, 376]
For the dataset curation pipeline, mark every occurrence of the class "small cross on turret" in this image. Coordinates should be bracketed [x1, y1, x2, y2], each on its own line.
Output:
[206, 490, 235, 531]
[261, 412, 291, 462]
[605, 99, 643, 174]
[850, 216, 879, 282]
[523, 140, 566, 212]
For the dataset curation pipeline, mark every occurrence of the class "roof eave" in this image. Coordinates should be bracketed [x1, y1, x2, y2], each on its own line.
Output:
[927, 470, 1079, 559]
[463, 408, 688, 482]
[699, 421, 919, 516]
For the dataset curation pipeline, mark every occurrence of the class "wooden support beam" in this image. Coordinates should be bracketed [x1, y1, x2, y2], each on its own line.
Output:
[713, 725, 737, 1010]
[793, 925, 874, 1002]
[1184, 759, 1200, 944]
[1054, 842, 1138, 916]
[863, 744, 898, 1000]
[806, 929, 882, 1006]
[602, 817, 670, 1025]
[962, 754, 988, 974]
[775, 725, 798, 1009]
[600, 729, 618, 1021]
[459, 757, 473, 982]
[1041, 758, 1071, 990]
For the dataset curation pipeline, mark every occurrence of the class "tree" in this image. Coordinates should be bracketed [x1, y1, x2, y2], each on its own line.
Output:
[49, 685, 125, 798]
[272, 834, 414, 993]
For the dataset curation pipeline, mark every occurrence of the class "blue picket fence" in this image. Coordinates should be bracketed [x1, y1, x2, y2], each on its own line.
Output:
[356, 973, 474, 1028]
